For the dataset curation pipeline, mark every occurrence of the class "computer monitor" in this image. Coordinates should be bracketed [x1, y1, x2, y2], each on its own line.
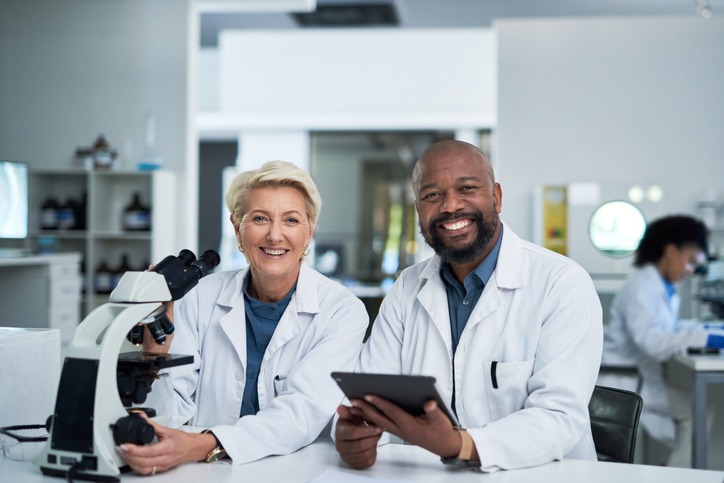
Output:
[0, 160, 29, 240]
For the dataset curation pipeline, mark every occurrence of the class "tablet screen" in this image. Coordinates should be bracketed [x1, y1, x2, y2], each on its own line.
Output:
[331, 372, 459, 426]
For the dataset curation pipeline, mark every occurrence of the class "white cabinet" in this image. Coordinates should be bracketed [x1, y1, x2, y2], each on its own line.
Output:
[28, 169, 176, 316]
[0, 253, 81, 343]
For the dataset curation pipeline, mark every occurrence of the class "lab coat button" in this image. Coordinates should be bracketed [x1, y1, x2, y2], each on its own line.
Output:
[226, 417, 235, 424]
[235, 371, 244, 381]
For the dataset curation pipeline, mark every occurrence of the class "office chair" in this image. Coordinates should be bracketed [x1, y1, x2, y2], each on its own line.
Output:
[598, 365, 643, 393]
[588, 385, 643, 464]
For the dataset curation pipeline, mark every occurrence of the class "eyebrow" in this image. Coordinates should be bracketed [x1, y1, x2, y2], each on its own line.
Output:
[418, 175, 482, 193]
[248, 208, 304, 217]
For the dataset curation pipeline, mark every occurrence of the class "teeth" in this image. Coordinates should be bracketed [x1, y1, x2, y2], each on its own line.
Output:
[442, 220, 471, 231]
[264, 249, 286, 256]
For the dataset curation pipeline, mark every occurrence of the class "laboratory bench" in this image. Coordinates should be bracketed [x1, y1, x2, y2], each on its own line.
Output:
[3, 439, 724, 483]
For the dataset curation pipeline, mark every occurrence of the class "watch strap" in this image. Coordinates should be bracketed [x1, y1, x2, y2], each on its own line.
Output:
[440, 428, 478, 467]
[201, 429, 227, 463]
[457, 428, 473, 461]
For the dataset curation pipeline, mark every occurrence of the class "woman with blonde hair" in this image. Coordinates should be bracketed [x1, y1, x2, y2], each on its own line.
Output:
[119, 161, 368, 475]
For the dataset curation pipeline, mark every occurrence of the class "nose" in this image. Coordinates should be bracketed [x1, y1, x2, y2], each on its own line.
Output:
[440, 189, 465, 212]
[266, 220, 283, 242]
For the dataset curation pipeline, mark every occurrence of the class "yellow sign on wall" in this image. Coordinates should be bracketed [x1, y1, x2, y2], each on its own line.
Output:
[542, 185, 568, 256]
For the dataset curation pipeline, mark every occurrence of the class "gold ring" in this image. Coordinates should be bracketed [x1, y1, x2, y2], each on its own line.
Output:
[150, 466, 157, 476]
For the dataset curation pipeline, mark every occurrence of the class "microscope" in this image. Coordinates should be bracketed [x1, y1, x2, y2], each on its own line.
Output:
[34, 249, 220, 482]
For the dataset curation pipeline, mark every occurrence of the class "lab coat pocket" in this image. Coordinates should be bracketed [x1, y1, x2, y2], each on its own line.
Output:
[273, 375, 287, 397]
[483, 359, 535, 421]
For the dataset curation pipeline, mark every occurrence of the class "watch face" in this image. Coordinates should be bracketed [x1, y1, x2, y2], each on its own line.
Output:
[205, 448, 227, 463]
[440, 456, 479, 468]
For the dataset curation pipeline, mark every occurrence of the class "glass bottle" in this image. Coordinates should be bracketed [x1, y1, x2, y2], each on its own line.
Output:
[57, 198, 77, 230]
[94, 259, 114, 294]
[122, 192, 151, 231]
[40, 197, 59, 230]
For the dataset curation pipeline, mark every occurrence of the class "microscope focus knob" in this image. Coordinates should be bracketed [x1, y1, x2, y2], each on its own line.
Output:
[112, 414, 155, 445]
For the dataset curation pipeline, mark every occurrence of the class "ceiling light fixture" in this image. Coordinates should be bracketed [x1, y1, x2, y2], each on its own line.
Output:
[697, 0, 712, 18]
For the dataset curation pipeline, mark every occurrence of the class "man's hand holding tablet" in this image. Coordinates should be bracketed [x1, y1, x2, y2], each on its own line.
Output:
[332, 372, 477, 469]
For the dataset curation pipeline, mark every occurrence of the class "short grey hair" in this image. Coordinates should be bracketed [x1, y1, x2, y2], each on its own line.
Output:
[224, 161, 322, 225]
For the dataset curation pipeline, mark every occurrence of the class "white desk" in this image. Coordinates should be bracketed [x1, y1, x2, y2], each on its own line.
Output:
[670, 351, 724, 469]
[3, 440, 724, 483]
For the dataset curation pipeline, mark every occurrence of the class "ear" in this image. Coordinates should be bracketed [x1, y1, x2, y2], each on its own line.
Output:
[230, 213, 241, 232]
[662, 243, 678, 258]
[307, 223, 316, 243]
[493, 183, 503, 214]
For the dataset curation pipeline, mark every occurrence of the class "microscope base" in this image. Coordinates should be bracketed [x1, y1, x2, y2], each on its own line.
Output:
[40, 465, 131, 482]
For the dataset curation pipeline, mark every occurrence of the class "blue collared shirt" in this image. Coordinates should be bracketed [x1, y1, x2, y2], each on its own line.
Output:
[660, 274, 676, 300]
[440, 225, 503, 353]
[240, 281, 295, 417]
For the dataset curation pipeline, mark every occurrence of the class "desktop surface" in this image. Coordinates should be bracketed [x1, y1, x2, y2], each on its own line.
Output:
[3, 439, 724, 483]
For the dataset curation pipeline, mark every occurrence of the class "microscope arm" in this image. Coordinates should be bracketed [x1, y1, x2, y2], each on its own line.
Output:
[34, 271, 174, 481]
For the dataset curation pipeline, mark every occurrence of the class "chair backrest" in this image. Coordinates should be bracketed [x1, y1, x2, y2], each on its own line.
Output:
[588, 385, 643, 464]
[598, 364, 643, 393]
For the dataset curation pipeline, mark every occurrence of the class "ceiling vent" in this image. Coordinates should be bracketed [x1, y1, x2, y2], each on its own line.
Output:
[292, 2, 398, 27]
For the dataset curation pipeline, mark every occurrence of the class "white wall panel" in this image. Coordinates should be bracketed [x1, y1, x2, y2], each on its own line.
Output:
[217, 29, 495, 127]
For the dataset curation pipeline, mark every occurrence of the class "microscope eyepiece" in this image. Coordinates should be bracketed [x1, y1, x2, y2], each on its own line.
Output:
[127, 249, 221, 346]
[152, 249, 221, 301]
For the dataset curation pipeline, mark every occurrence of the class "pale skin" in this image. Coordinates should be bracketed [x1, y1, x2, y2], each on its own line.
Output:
[335, 140, 501, 468]
[119, 186, 314, 475]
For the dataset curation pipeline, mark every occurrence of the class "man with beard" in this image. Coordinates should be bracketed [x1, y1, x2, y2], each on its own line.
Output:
[334, 140, 603, 472]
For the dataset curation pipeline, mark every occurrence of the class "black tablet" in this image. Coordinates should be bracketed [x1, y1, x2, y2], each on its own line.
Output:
[331, 372, 459, 426]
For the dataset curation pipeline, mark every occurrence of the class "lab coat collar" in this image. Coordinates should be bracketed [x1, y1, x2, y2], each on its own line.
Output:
[214, 263, 320, 315]
[415, 221, 524, 353]
[214, 264, 320, 370]
[641, 264, 680, 313]
[291, 263, 321, 315]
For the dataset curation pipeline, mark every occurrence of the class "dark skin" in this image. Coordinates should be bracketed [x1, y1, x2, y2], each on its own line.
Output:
[335, 140, 500, 468]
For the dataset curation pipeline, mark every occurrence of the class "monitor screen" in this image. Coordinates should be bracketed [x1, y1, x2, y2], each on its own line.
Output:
[0, 160, 29, 239]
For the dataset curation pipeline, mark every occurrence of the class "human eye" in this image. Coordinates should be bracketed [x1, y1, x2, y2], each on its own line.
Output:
[252, 215, 269, 223]
[420, 191, 441, 202]
[459, 185, 480, 194]
[285, 216, 300, 224]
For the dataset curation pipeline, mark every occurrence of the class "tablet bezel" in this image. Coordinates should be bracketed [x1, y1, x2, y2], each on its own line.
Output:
[331, 372, 459, 427]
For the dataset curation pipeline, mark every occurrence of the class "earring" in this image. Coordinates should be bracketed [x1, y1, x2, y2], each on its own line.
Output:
[238, 243, 244, 253]
[303, 246, 310, 257]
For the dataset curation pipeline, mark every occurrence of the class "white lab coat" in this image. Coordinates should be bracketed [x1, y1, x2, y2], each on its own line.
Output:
[145, 263, 369, 464]
[601, 264, 709, 443]
[357, 223, 603, 472]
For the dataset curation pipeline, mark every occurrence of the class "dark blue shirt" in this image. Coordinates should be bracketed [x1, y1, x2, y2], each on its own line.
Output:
[240, 281, 295, 417]
[440, 225, 503, 353]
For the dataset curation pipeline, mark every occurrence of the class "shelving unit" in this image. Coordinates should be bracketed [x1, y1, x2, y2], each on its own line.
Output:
[28, 169, 176, 317]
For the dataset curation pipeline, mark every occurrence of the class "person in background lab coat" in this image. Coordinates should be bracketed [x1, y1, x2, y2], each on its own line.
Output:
[118, 161, 369, 476]
[601, 215, 724, 467]
[334, 140, 603, 472]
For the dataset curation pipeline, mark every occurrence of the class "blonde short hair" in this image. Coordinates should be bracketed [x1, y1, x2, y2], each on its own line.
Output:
[224, 161, 322, 226]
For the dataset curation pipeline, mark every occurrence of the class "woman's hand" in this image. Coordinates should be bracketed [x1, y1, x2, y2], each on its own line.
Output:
[116, 413, 217, 475]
